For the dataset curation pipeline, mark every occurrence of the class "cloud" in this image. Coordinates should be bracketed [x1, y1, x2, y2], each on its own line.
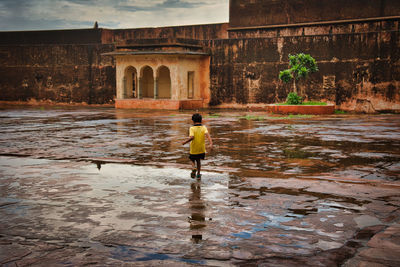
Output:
[157, 0, 202, 9]
[0, 0, 229, 31]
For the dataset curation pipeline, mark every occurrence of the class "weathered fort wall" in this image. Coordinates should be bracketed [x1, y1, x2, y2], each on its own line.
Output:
[0, 24, 228, 105]
[0, 29, 115, 104]
[0, 0, 399, 112]
[102, 23, 229, 43]
[211, 0, 400, 112]
[229, 0, 400, 28]
[208, 19, 400, 112]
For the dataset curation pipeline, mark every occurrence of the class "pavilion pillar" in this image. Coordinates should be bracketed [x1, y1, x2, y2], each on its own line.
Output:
[138, 77, 142, 99]
[154, 78, 158, 99]
[122, 77, 127, 99]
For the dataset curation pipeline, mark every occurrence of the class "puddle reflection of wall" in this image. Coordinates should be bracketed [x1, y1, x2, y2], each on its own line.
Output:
[150, 120, 172, 157]
[169, 118, 187, 155]
[189, 181, 206, 243]
[115, 110, 177, 161]
[115, 109, 133, 134]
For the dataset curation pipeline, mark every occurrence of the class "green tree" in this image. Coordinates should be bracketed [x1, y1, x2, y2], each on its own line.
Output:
[279, 53, 318, 94]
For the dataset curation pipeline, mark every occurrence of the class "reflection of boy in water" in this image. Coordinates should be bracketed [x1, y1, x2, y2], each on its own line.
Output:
[182, 113, 213, 179]
[189, 181, 205, 243]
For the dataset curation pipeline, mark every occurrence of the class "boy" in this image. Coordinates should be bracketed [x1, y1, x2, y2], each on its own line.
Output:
[182, 113, 213, 179]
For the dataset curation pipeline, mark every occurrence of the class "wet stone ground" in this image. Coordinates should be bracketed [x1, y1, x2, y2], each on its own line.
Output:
[0, 106, 399, 266]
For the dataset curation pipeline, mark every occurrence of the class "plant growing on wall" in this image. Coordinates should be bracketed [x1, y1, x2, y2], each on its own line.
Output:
[279, 53, 319, 101]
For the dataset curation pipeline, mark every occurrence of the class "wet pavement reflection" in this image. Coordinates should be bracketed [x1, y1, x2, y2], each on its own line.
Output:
[0, 106, 399, 266]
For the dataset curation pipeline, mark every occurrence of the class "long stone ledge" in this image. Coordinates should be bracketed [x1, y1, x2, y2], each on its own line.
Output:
[266, 104, 335, 115]
[115, 98, 205, 110]
[228, 15, 400, 31]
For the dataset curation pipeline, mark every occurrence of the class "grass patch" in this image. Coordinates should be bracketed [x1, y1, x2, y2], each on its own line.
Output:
[205, 114, 221, 118]
[277, 101, 327, 106]
[334, 110, 346, 114]
[304, 101, 327, 105]
[239, 115, 265, 121]
[270, 114, 314, 120]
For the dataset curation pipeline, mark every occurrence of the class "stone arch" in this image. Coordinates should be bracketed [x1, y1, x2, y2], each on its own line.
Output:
[123, 66, 137, 99]
[140, 65, 154, 98]
[157, 65, 171, 99]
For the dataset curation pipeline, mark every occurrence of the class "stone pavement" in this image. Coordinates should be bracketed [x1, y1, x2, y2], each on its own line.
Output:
[0, 109, 399, 266]
[343, 223, 400, 267]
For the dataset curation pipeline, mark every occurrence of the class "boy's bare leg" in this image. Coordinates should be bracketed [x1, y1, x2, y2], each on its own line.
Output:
[196, 159, 201, 178]
[190, 160, 197, 178]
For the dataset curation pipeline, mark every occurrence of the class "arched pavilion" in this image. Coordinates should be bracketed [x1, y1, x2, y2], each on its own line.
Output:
[104, 39, 210, 109]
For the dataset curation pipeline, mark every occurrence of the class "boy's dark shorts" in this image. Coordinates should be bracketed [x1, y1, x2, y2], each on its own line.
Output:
[189, 153, 205, 161]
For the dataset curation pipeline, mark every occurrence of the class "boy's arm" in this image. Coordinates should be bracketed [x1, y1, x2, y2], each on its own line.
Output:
[183, 127, 194, 145]
[205, 132, 213, 150]
[182, 136, 194, 145]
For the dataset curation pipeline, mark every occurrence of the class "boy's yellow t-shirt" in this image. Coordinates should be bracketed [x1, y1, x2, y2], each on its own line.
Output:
[189, 125, 208, 155]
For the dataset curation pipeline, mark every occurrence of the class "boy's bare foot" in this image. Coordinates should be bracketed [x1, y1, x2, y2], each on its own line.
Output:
[191, 169, 197, 178]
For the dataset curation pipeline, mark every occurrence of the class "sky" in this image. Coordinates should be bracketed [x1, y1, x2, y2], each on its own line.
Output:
[0, 0, 229, 31]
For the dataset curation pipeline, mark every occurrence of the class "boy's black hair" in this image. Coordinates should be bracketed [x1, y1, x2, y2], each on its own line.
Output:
[192, 113, 202, 123]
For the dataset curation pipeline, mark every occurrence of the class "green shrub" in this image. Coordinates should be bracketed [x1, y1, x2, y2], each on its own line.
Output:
[286, 92, 303, 105]
[285, 53, 318, 81]
[279, 53, 319, 95]
[278, 69, 293, 83]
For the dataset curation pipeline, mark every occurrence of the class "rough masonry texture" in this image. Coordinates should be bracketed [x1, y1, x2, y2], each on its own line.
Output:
[0, 0, 399, 112]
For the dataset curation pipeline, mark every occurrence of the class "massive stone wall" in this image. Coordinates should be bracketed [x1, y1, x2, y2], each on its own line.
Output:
[0, 10, 399, 112]
[102, 23, 229, 44]
[229, 0, 400, 28]
[0, 24, 228, 105]
[0, 29, 103, 45]
[208, 18, 399, 112]
[225, 0, 400, 112]
[0, 29, 115, 104]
